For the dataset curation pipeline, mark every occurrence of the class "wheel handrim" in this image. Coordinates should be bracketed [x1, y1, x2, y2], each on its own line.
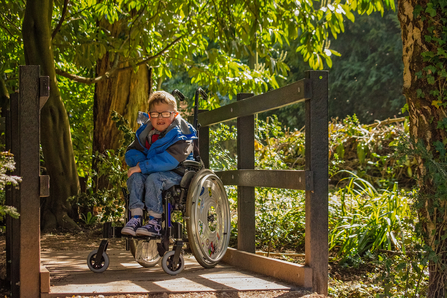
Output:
[190, 173, 230, 264]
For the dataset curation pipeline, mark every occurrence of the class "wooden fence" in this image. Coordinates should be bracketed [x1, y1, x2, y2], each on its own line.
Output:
[198, 70, 329, 294]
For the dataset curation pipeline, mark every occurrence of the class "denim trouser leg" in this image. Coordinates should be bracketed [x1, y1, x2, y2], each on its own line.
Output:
[144, 171, 182, 214]
[127, 172, 148, 210]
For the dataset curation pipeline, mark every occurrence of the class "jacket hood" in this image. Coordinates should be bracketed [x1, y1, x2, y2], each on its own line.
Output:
[135, 114, 196, 148]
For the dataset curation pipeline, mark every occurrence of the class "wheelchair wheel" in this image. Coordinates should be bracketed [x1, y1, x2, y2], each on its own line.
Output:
[129, 239, 161, 268]
[185, 169, 231, 268]
[161, 250, 185, 275]
[87, 249, 109, 273]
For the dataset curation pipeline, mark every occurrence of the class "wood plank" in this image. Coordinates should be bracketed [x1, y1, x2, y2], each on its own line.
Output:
[41, 249, 298, 295]
[216, 170, 312, 190]
[198, 79, 311, 127]
[221, 248, 312, 288]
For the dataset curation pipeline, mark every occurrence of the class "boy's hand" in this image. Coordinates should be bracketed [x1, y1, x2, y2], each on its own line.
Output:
[127, 163, 142, 178]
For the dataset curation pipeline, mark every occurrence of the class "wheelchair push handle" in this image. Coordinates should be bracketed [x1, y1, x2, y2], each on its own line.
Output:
[171, 89, 186, 101]
[193, 87, 208, 130]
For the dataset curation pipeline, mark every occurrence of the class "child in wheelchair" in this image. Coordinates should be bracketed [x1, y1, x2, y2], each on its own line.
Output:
[87, 88, 230, 274]
[121, 90, 197, 237]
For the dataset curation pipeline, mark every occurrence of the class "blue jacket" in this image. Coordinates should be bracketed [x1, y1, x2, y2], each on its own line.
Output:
[125, 113, 197, 174]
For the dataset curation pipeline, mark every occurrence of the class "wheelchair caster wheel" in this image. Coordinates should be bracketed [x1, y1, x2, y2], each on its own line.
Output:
[87, 249, 109, 273]
[161, 250, 184, 275]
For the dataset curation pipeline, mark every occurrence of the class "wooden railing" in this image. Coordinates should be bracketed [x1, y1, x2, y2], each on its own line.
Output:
[198, 71, 329, 294]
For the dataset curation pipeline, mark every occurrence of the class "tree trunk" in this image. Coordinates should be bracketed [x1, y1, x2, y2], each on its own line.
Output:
[398, 0, 447, 296]
[23, 0, 80, 230]
[93, 18, 149, 190]
[93, 55, 149, 154]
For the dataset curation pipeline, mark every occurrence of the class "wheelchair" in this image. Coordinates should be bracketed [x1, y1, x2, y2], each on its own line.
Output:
[87, 88, 231, 275]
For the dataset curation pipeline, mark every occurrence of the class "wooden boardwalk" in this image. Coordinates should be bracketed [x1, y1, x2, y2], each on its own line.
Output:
[40, 249, 303, 297]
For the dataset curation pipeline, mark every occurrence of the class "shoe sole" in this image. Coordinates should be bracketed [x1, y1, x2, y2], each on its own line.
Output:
[136, 229, 160, 237]
[121, 228, 137, 237]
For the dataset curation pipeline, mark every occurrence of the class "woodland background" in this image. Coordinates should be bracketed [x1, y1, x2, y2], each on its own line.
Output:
[1, 0, 445, 296]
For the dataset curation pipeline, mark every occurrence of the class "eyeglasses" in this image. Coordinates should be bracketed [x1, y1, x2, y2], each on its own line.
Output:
[149, 111, 176, 118]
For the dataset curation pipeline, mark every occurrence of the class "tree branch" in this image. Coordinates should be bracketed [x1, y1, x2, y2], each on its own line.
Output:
[0, 22, 14, 38]
[54, 68, 108, 84]
[55, 36, 183, 84]
[0, 11, 21, 35]
[52, 0, 69, 40]
[118, 36, 183, 71]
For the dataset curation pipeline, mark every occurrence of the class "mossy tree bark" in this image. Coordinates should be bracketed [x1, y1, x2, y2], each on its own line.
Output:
[398, 0, 447, 296]
[22, 0, 80, 230]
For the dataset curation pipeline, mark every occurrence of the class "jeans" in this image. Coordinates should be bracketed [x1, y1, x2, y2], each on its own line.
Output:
[127, 171, 182, 214]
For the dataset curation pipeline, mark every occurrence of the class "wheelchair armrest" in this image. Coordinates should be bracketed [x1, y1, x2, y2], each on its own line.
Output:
[182, 160, 202, 170]
[180, 171, 196, 188]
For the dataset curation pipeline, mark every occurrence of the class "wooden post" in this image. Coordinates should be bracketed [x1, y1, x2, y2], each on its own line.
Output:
[237, 93, 255, 253]
[6, 66, 49, 297]
[304, 70, 329, 295]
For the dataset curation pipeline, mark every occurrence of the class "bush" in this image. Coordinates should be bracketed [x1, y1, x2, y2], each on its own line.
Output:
[0, 151, 20, 232]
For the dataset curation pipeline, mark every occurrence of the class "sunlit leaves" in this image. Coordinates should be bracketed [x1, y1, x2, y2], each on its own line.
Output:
[1, 0, 398, 118]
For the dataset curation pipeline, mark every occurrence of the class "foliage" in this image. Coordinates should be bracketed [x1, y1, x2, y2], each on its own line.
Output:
[263, 8, 405, 129]
[209, 122, 237, 171]
[328, 10, 405, 124]
[329, 173, 414, 264]
[3, 0, 396, 107]
[252, 114, 415, 189]
[256, 187, 305, 252]
[373, 251, 428, 297]
[402, 0, 447, 294]
[58, 74, 95, 177]
[80, 211, 98, 226]
[0, 1, 24, 93]
[209, 117, 427, 298]
[0, 151, 20, 232]
[110, 110, 136, 153]
[69, 111, 134, 223]
[209, 115, 416, 253]
[69, 149, 126, 223]
[327, 175, 429, 297]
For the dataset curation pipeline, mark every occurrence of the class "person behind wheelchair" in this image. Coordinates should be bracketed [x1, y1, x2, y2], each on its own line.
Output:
[122, 90, 197, 237]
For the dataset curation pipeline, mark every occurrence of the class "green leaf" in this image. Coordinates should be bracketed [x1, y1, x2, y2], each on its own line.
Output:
[425, 3, 437, 17]
[417, 89, 425, 98]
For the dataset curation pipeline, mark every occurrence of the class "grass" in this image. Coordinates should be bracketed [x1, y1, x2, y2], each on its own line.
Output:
[225, 171, 428, 297]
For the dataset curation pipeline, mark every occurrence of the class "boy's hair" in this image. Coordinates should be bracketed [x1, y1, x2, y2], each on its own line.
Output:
[148, 91, 177, 111]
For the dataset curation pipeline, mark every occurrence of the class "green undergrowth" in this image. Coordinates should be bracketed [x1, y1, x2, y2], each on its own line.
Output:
[0, 151, 20, 233]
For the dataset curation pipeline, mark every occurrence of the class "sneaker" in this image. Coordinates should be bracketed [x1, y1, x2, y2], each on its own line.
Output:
[121, 217, 141, 237]
[136, 218, 162, 236]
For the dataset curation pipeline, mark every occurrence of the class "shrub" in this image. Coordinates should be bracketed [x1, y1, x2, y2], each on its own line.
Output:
[0, 151, 21, 232]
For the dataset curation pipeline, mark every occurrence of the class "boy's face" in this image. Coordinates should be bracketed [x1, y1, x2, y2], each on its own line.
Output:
[149, 102, 178, 132]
